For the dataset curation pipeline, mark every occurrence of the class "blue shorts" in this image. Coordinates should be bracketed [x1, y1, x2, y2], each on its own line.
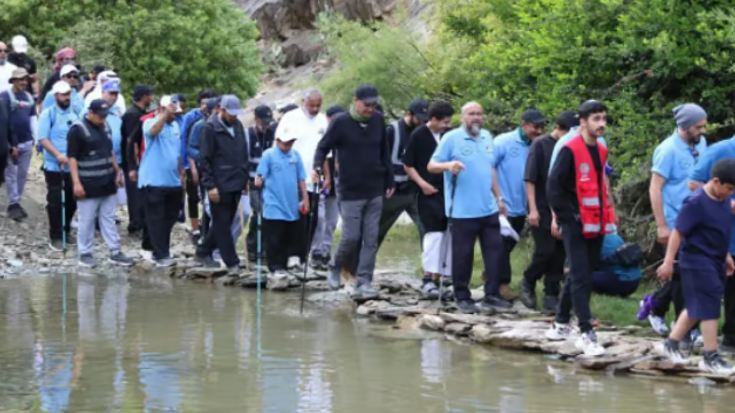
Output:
[679, 264, 725, 320]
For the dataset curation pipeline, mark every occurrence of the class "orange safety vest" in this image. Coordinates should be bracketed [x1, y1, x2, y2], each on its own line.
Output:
[565, 135, 617, 238]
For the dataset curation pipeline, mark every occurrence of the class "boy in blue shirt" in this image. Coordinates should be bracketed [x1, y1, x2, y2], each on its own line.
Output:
[255, 135, 309, 290]
[658, 159, 735, 374]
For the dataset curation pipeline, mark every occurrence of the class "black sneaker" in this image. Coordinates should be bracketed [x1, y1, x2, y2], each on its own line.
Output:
[482, 294, 513, 310]
[456, 299, 479, 314]
[542, 295, 559, 314]
[520, 278, 536, 309]
[195, 254, 221, 269]
[7, 204, 23, 221]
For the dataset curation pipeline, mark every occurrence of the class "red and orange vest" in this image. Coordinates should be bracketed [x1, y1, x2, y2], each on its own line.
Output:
[565, 135, 617, 238]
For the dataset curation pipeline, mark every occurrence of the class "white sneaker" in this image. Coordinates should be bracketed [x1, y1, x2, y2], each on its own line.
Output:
[287, 256, 301, 270]
[575, 330, 606, 357]
[659, 340, 689, 364]
[648, 315, 669, 336]
[268, 270, 291, 291]
[699, 353, 735, 375]
[545, 322, 575, 341]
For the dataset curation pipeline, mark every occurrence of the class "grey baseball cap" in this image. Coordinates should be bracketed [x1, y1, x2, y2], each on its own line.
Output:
[220, 95, 243, 116]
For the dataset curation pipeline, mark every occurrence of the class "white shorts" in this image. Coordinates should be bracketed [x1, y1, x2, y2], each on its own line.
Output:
[422, 231, 452, 276]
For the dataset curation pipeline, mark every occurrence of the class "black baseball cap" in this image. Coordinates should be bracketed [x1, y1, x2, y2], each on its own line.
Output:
[521, 109, 547, 125]
[254, 104, 274, 122]
[92, 64, 106, 74]
[326, 105, 346, 117]
[408, 99, 429, 122]
[132, 84, 153, 101]
[555, 110, 579, 131]
[354, 84, 379, 104]
[89, 99, 111, 117]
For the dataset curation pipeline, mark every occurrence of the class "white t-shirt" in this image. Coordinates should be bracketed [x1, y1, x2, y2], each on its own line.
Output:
[0, 61, 18, 94]
[275, 108, 328, 190]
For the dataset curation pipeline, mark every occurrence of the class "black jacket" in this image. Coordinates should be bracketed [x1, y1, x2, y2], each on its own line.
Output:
[122, 103, 148, 170]
[200, 115, 249, 193]
[0, 96, 10, 155]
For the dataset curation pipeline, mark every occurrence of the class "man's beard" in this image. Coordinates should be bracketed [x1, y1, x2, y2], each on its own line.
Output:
[56, 100, 71, 109]
[467, 123, 481, 136]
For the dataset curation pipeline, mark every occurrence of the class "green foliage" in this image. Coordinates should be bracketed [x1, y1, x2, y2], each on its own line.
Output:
[1, 0, 262, 99]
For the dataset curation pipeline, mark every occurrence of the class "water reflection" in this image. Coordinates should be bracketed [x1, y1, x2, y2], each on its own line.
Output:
[0, 274, 733, 412]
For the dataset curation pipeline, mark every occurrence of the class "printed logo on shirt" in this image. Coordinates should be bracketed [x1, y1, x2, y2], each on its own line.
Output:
[509, 146, 521, 158]
[579, 162, 591, 182]
[460, 144, 474, 157]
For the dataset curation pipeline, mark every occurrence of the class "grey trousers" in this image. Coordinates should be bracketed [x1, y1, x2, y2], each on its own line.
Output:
[77, 194, 121, 256]
[333, 196, 383, 285]
[5, 140, 33, 205]
[311, 194, 339, 258]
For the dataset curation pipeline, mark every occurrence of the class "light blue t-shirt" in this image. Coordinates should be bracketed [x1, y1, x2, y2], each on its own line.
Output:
[690, 136, 735, 254]
[38, 104, 82, 172]
[494, 128, 530, 217]
[42, 88, 84, 115]
[431, 127, 499, 219]
[651, 130, 707, 230]
[549, 127, 608, 174]
[257, 147, 306, 221]
[138, 115, 182, 188]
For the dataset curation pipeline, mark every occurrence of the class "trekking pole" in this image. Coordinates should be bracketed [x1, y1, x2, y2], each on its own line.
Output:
[61, 174, 67, 258]
[255, 183, 263, 357]
[300, 180, 320, 314]
[438, 174, 458, 306]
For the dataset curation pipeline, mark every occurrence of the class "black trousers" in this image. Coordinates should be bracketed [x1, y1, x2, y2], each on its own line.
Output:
[246, 186, 263, 260]
[451, 214, 502, 302]
[142, 186, 181, 260]
[499, 215, 526, 285]
[0, 153, 6, 186]
[291, 191, 320, 260]
[123, 167, 145, 233]
[556, 222, 603, 333]
[722, 269, 735, 344]
[651, 243, 685, 318]
[44, 170, 76, 241]
[185, 169, 200, 220]
[523, 220, 564, 298]
[196, 190, 240, 267]
[264, 218, 300, 272]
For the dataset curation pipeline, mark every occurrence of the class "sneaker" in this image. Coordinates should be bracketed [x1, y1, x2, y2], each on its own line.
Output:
[78, 254, 97, 268]
[546, 322, 575, 341]
[267, 270, 291, 291]
[439, 274, 453, 287]
[499, 283, 518, 301]
[481, 294, 513, 310]
[421, 280, 440, 300]
[108, 251, 134, 267]
[575, 330, 606, 357]
[195, 254, 221, 269]
[648, 315, 669, 336]
[226, 265, 240, 276]
[699, 352, 735, 375]
[352, 282, 380, 301]
[287, 256, 301, 270]
[520, 278, 536, 310]
[191, 230, 201, 245]
[7, 204, 23, 221]
[327, 266, 342, 290]
[155, 257, 176, 268]
[456, 299, 479, 314]
[48, 239, 64, 252]
[542, 295, 559, 314]
[691, 329, 704, 349]
[64, 233, 76, 245]
[661, 339, 689, 364]
[636, 295, 656, 321]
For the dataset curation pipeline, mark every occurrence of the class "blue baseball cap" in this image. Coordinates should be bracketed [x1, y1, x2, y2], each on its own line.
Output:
[102, 79, 120, 93]
[220, 95, 243, 116]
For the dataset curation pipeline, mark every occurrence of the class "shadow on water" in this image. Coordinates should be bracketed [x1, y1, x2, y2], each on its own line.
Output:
[0, 266, 733, 412]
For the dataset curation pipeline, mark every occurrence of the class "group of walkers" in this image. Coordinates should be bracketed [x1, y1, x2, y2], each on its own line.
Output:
[2, 38, 735, 374]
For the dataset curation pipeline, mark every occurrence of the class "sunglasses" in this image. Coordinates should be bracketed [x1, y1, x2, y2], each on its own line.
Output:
[64, 74, 79, 79]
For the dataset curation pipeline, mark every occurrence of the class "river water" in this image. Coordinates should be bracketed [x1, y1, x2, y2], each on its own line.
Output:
[0, 267, 733, 411]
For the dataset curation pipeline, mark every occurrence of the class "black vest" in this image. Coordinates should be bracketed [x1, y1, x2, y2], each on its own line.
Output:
[73, 119, 115, 190]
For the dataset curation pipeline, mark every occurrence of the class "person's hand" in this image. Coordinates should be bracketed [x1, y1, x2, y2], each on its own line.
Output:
[727, 255, 735, 276]
[385, 187, 396, 199]
[208, 188, 220, 204]
[657, 261, 674, 282]
[56, 154, 68, 167]
[551, 216, 561, 239]
[528, 209, 540, 227]
[656, 225, 670, 246]
[128, 170, 137, 182]
[448, 161, 464, 175]
[420, 182, 438, 196]
[73, 182, 86, 199]
[300, 198, 310, 215]
[497, 198, 507, 216]
[10, 147, 18, 161]
[254, 176, 263, 188]
[115, 171, 124, 188]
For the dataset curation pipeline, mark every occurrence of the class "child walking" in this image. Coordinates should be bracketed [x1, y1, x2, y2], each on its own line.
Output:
[658, 158, 735, 374]
[254, 134, 309, 290]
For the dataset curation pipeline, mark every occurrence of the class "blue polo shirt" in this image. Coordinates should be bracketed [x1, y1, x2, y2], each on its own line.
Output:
[690, 136, 735, 254]
[41, 88, 84, 115]
[431, 127, 498, 219]
[651, 130, 707, 230]
[180, 109, 203, 169]
[494, 128, 530, 217]
[138, 115, 182, 188]
[186, 118, 206, 163]
[257, 147, 305, 221]
[549, 127, 609, 174]
[38, 104, 81, 172]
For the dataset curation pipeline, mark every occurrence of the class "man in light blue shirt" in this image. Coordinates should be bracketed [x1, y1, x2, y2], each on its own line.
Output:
[494, 109, 547, 298]
[643, 103, 708, 336]
[428, 101, 510, 314]
[38, 81, 81, 250]
[138, 95, 184, 267]
[41, 65, 86, 115]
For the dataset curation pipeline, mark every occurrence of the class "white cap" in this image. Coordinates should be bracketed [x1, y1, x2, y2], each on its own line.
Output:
[11, 35, 28, 54]
[52, 81, 72, 95]
[160, 95, 183, 113]
[60, 64, 79, 78]
[98, 70, 118, 85]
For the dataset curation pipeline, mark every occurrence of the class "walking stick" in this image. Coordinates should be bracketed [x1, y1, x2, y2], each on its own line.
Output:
[438, 174, 458, 305]
[61, 174, 67, 258]
[300, 180, 319, 314]
[255, 187, 263, 357]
